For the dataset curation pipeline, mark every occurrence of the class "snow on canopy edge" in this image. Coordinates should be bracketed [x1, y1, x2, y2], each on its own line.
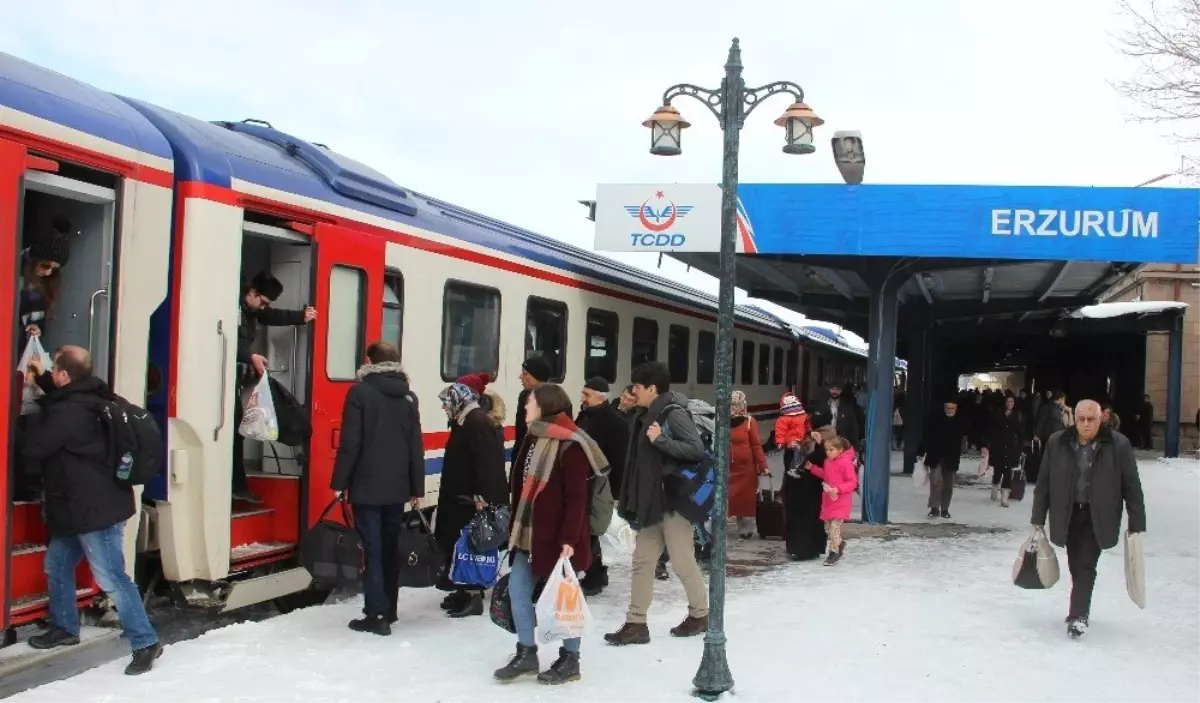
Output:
[1070, 301, 1189, 319]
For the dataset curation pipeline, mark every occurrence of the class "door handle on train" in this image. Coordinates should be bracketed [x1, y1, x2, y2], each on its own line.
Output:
[86, 288, 108, 355]
[290, 327, 299, 396]
[215, 320, 228, 441]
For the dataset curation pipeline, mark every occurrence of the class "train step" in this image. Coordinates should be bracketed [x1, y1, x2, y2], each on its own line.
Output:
[229, 541, 295, 571]
[231, 506, 276, 549]
[8, 588, 98, 620]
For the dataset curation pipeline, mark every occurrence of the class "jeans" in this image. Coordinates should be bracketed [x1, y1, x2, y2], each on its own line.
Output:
[1066, 504, 1102, 619]
[46, 522, 158, 650]
[354, 504, 405, 619]
[509, 551, 579, 652]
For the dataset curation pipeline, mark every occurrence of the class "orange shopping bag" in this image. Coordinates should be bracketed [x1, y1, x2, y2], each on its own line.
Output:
[534, 555, 592, 643]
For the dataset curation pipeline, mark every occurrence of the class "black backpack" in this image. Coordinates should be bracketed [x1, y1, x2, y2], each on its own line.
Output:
[98, 395, 165, 487]
[269, 376, 311, 447]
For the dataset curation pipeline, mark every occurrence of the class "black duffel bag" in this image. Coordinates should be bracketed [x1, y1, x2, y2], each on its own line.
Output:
[397, 510, 445, 589]
[468, 504, 511, 552]
[300, 498, 362, 589]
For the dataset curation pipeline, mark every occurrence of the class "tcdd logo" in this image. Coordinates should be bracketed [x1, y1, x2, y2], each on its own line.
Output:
[624, 190, 693, 247]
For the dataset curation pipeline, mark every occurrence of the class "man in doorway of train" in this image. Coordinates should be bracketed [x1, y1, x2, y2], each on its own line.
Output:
[235, 271, 317, 504]
[606, 361, 709, 646]
[21, 345, 163, 675]
[330, 340, 424, 636]
[513, 355, 552, 454]
[809, 382, 862, 446]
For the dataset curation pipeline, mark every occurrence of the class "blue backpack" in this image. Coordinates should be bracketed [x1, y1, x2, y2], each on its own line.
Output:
[661, 404, 717, 522]
[450, 526, 500, 587]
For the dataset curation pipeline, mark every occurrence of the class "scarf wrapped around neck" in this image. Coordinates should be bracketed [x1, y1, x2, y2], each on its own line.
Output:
[509, 414, 609, 553]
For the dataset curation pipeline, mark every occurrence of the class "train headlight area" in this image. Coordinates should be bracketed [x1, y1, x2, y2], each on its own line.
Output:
[674, 251, 1192, 523]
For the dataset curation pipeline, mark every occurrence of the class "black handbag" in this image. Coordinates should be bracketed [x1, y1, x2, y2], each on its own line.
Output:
[488, 573, 517, 634]
[299, 498, 362, 589]
[397, 510, 446, 589]
[468, 504, 511, 552]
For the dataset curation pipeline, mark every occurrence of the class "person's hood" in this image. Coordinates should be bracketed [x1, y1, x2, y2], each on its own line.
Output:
[649, 391, 689, 415]
[42, 375, 112, 404]
[357, 362, 411, 398]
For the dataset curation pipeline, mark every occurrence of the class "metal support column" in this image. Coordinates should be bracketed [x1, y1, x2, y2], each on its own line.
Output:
[902, 313, 928, 474]
[862, 276, 902, 524]
[1164, 310, 1184, 458]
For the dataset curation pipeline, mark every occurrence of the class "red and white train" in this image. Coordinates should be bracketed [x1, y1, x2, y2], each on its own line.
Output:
[0, 52, 893, 655]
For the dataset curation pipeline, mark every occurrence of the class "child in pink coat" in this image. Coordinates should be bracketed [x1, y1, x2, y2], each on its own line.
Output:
[808, 436, 858, 566]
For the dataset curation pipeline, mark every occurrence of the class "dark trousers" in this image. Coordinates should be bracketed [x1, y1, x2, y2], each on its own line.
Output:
[1066, 504, 1102, 620]
[589, 533, 604, 571]
[990, 463, 1014, 489]
[354, 504, 405, 619]
[892, 426, 904, 449]
[927, 466, 955, 510]
[232, 401, 248, 493]
[1139, 424, 1153, 450]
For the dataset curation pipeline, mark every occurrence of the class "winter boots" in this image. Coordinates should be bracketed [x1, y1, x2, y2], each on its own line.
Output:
[124, 641, 163, 676]
[27, 626, 80, 650]
[448, 592, 484, 618]
[537, 647, 581, 685]
[991, 485, 1000, 502]
[441, 590, 469, 611]
[1066, 616, 1089, 639]
[348, 615, 390, 636]
[1001, 489, 1011, 508]
[580, 565, 608, 597]
[669, 615, 709, 638]
[604, 622, 651, 645]
[654, 561, 669, 581]
[824, 542, 845, 566]
[494, 644, 539, 682]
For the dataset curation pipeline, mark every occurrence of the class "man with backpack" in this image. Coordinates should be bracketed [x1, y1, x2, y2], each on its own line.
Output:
[21, 346, 162, 675]
[605, 361, 710, 646]
[575, 376, 629, 596]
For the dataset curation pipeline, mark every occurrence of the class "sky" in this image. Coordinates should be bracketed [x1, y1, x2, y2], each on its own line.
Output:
[0, 0, 1187, 347]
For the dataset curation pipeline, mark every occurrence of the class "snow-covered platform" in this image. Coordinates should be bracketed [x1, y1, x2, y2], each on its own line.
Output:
[11, 457, 1199, 702]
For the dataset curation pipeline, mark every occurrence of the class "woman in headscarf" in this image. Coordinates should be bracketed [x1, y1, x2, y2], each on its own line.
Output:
[493, 384, 607, 685]
[784, 425, 836, 561]
[728, 390, 769, 539]
[434, 377, 508, 618]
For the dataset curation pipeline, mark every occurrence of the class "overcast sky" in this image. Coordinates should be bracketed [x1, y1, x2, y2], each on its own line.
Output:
[1, 0, 1185, 345]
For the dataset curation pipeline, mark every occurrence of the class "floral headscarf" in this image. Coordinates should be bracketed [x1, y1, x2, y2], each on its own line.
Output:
[438, 383, 480, 425]
[731, 390, 748, 418]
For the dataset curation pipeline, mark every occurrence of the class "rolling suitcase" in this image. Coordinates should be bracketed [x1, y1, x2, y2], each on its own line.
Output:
[756, 477, 786, 539]
[1008, 456, 1027, 502]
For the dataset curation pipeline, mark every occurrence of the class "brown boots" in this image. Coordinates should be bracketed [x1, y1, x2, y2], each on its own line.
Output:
[605, 615, 709, 645]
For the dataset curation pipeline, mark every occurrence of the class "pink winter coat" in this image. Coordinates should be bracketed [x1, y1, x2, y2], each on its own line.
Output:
[809, 448, 858, 521]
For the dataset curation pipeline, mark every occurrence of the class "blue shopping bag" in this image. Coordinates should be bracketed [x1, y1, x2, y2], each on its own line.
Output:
[450, 525, 500, 587]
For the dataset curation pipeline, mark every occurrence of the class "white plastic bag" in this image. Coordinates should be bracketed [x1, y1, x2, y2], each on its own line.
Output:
[17, 336, 52, 415]
[238, 373, 279, 441]
[1124, 530, 1146, 609]
[599, 509, 636, 558]
[913, 462, 928, 488]
[535, 555, 592, 644]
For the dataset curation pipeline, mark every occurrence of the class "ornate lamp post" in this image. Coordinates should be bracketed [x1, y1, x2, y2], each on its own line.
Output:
[643, 38, 826, 700]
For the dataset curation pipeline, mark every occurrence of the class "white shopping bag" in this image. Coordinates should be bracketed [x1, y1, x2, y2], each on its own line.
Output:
[599, 509, 636, 558]
[17, 337, 53, 415]
[238, 373, 279, 441]
[1124, 530, 1146, 609]
[913, 463, 928, 488]
[535, 555, 592, 644]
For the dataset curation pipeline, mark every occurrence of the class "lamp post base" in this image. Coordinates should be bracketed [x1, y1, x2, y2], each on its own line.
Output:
[692, 634, 735, 700]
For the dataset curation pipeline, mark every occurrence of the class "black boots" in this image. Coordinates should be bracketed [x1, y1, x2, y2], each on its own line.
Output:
[1067, 616, 1089, 639]
[440, 591, 469, 611]
[124, 641, 163, 676]
[348, 615, 390, 636]
[604, 622, 651, 645]
[27, 626, 80, 650]
[494, 643, 539, 682]
[537, 647, 581, 685]
[447, 592, 483, 618]
[580, 566, 608, 597]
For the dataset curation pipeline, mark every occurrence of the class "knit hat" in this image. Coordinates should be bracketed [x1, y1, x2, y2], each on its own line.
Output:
[251, 272, 284, 302]
[781, 394, 806, 416]
[28, 218, 72, 267]
[584, 376, 610, 393]
[522, 355, 552, 383]
[455, 372, 491, 397]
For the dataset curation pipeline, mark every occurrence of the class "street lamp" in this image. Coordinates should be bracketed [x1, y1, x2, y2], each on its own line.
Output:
[831, 130, 866, 185]
[644, 37, 825, 700]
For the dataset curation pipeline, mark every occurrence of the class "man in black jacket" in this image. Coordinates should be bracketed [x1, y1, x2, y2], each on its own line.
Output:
[22, 346, 162, 675]
[575, 376, 630, 596]
[234, 272, 316, 504]
[809, 382, 862, 445]
[1032, 400, 1145, 639]
[606, 362, 709, 646]
[512, 355, 551, 454]
[917, 400, 968, 519]
[330, 341, 423, 635]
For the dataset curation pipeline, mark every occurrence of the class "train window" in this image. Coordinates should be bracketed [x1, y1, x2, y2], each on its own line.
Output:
[525, 297, 568, 382]
[697, 330, 716, 384]
[758, 343, 770, 385]
[740, 340, 755, 385]
[632, 317, 658, 369]
[773, 346, 784, 385]
[382, 270, 404, 359]
[585, 308, 619, 383]
[441, 281, 501, 381]
[786, 346, 798, 388]
[668, 325, 690, 383]
[326, 266, 366, 380]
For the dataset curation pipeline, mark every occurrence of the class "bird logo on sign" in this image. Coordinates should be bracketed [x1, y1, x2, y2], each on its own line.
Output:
[624, 191, 694, 232]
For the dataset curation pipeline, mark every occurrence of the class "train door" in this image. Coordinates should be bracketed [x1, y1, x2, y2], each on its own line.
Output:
[0, 139, 22, 638]
[306, 224, 383, 528]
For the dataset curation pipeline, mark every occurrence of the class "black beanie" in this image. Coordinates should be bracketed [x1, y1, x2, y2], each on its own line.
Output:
[584, 376, 610, 393]
[29, 218, 72, 267]
[251, 272, 284, 302]
[522, 355, 552, 383]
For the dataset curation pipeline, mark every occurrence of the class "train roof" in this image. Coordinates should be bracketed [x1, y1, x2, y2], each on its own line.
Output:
[0, 53, 171, 160]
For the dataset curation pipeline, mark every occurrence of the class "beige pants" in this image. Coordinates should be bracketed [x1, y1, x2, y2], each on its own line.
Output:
[628, 512, 709, 624]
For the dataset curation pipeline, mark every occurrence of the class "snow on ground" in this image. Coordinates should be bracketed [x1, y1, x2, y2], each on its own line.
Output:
[14, 456, 1200, 702]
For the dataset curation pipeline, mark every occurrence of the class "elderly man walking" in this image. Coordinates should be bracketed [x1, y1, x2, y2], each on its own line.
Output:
[1031, 399, 1146, 639]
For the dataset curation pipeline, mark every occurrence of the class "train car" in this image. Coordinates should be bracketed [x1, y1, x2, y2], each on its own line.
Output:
[0, 52, 896, 651]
